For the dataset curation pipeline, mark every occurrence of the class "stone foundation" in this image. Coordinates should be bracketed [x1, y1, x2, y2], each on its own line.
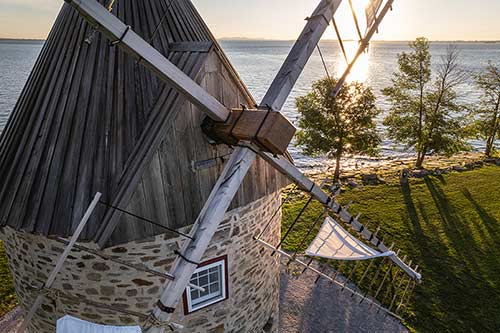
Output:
[0, 191, 281, 332]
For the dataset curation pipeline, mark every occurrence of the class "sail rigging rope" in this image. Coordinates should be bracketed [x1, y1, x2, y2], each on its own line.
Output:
[98, 201, 194, 240]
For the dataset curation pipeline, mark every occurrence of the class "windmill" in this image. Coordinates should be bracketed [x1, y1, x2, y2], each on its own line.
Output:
[0, 0, 420, 332]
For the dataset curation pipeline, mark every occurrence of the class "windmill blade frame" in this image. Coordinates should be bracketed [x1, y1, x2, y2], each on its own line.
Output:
[61, 0, 413, 331]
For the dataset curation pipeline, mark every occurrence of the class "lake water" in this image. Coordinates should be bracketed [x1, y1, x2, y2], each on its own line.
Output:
[1, 39, 500, 171]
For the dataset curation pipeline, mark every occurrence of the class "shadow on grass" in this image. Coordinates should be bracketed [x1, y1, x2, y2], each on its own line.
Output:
[462, 188, 500, 241]
[420, 177, 499, 332]
[399, 179, 455, 330]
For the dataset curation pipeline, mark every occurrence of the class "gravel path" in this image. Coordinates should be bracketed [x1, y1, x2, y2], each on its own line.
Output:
[279, 261, 408, 333]
[2, 262, 408, 333]
[0, 307, 23, 333]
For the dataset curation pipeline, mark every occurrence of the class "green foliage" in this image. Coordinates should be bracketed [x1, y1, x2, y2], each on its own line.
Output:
[472, 62, 500, 156]
[295, 77, 381, 178]
[282, 166, 500, 332]
[383, 38, 470, 167]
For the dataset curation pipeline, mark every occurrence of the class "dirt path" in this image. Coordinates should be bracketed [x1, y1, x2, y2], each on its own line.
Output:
[279, 262, 408, 333]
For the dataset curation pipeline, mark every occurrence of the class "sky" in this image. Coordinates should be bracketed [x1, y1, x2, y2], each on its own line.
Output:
[0, 0, 499, 41]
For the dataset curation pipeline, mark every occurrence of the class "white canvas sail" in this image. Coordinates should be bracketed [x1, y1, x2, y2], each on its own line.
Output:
[56, 316, 141, 333]
[366, 0, 384, 28]
[306, 217, 395, 261]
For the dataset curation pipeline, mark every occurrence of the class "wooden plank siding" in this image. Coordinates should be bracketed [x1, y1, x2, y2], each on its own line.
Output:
[0, 0, 288, 247]
[108, 50, 288, 245]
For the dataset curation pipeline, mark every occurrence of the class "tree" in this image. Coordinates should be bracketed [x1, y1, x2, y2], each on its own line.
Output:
[383, 38, 469, 168]
[295, 77, 381, 180]
[472, 62, 500, 157]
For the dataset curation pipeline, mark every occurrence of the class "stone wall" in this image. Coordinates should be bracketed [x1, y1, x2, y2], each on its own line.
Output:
[0, 191, 282, 332]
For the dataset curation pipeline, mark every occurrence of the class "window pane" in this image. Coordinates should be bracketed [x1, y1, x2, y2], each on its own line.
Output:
[187, 258, 226, 312]
[209, 282, 220, 294]
[209, 272, 219, 282]
[199, 275, 208, 287]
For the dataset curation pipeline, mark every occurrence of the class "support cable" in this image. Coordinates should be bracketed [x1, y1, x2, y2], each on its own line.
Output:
[272, 184, 317, 255]
[332, 18, 349, 64]
[257, 184, 298, 240]
[148, 0, 177, 44]
[287, 206, 328, 266]
[316, 44, 332, 80]
[348, 0, 364, 41]
[98, 201, 194, 240]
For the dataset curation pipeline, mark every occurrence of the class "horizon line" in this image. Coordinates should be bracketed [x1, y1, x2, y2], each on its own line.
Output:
[1, 37, 500, 43]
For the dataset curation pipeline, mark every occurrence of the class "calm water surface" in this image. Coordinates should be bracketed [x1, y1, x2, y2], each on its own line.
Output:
[1, 39, 499, 170]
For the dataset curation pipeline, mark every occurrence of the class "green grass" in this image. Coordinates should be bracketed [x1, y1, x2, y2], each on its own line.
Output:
[282, 165, 500, 332]
[0, 241, 16, 316]
[0, 166, 499, 330]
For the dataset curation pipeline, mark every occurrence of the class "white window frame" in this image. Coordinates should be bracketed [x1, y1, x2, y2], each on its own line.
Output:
[185, 257, 227, 313]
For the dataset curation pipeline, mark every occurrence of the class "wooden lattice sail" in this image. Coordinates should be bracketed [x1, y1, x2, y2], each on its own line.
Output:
[0, 0, 421, 332]
[0, 0, 287, 331]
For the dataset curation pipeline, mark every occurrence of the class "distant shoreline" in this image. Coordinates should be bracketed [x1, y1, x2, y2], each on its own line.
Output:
[0, 38, 44, 42]
[1, 37, 500, 44]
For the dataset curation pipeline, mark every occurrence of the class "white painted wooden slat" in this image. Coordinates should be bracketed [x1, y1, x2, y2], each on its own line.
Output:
[258, 151, 421, 280]
[332, 0, 394, 96]
[18, 192, 102, 333]
[147, 147, 256, 331]
[143, 0, 343, 330]
[260, 0, 342, 110]
[65, 0, 230, 122]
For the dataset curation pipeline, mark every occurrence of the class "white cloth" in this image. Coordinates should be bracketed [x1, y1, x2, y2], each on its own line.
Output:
[305, 217, 394, 261]
[56, 315, 141, 333]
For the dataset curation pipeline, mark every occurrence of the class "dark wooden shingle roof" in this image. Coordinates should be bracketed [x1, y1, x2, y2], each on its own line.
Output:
[0, 0, 287, 246]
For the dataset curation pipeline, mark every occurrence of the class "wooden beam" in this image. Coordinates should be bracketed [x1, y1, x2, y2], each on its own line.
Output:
[18, 192, 102, 333]
[144, 1, 344, 330]
[147, 147, 256, 332]
[65, 0, 230, 122]
[260, 0, 342, 110]
[254, 237, 405, 321]
[332, 0, 394, 96]
[257, 151, 421, 281]
[202, 109, 296, 155]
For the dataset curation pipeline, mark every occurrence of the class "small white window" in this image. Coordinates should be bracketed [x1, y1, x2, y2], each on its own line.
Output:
[184, 256, 228, 313]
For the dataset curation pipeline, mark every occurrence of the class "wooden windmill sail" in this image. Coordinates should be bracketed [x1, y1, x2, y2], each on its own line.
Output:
[58, 0, 419, 330]
[0, 0, 421, 332]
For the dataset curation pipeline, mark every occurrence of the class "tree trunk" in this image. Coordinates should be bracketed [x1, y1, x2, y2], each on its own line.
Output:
[416, 147, 427, 169]
[485, 94, 500, 157]
[334, 152, 342, 181]
[485, 137, 493, 157]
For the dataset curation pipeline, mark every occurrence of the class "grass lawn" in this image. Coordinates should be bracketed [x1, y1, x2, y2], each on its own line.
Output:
[0, 242, 16, 316]
[0, 165, 499, 331]
[281, 165, 500, 332]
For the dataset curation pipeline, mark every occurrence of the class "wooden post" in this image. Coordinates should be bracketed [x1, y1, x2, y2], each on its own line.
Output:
[144, 1, 344, 331]
[17, 192, 102, 333]
[145, 147, 256, 332]
[254, 237, 404, 320]
[65, 0, 230, 122]
[332, 0, 394, 97]
[257, 151, 421, 280]
[260, 0, 342, 110]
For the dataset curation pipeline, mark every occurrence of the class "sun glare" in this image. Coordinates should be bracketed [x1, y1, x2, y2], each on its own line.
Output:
[341, 41, 370, 83]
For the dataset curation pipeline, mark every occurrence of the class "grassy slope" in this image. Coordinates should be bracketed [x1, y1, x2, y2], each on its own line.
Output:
[0, 242, 16, 316]
[281, 165, 500, 332]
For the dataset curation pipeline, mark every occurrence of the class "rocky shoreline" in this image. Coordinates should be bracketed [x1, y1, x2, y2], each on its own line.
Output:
[307, 153, 500, 187]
